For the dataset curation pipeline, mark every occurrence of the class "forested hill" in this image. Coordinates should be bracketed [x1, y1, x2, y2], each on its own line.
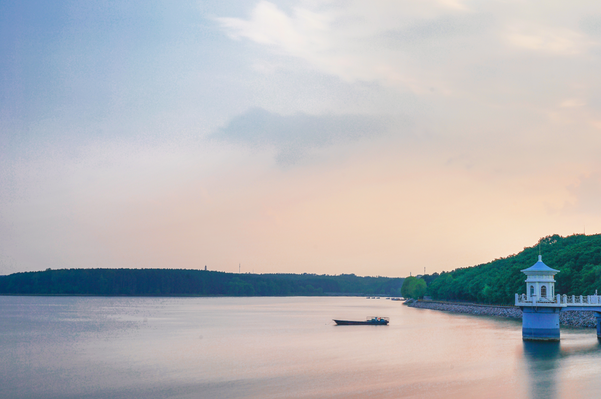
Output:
[0, 268, 404, 297]
[424, 234, 601, 305]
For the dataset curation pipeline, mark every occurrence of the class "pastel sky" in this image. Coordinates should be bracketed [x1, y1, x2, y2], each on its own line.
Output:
[2, 0, 601, 277]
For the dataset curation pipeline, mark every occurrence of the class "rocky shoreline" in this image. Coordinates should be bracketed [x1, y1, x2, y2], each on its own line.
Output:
[404, 299, 597, 328]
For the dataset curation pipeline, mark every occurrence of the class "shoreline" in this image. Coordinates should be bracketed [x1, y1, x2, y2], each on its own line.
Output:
[405, 299, 597, 328]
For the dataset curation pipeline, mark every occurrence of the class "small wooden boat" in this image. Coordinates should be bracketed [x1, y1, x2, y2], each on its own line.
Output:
[333, 317, 389, 325]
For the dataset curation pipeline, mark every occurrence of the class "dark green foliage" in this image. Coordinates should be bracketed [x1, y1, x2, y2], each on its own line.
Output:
[401, 276, 427, 299]
[425, 234, 601, 305]
[0, 269, 404, 297]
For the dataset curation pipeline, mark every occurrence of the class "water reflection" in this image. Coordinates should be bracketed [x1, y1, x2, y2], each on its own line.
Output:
[523, 341, 561, 399]
[523, 340, 601, 399]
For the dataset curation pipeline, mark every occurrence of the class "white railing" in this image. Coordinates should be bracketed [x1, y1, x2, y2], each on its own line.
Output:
[515, 294, 532, 304]
[515, 293, 560, 306]
[516, 293, 601, 307]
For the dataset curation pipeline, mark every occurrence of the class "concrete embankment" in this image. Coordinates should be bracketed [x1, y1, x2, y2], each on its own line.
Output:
[405, 299, 597, 328]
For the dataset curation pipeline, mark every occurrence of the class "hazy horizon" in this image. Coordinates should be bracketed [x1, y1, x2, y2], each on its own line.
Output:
[2, 1, 601, 277]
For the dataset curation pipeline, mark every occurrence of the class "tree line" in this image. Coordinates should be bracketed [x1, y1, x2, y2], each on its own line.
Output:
[411, 234, 601, 304]
[0, 268, 404, 297]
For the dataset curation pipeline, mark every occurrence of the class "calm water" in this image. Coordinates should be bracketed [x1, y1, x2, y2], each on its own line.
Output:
[2, 296, 601, 398]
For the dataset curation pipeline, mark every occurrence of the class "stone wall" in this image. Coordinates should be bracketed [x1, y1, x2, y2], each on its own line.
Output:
[404, 299, 597, 328]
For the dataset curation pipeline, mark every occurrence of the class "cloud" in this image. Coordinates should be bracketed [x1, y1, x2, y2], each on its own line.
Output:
[216, 0, 479, 91]
[211, 108, 393, 165]
[505, 24, 595, 55]
[382, 13, 492, 45]
[218, 1, 314, 47]
[217, 1, 601, 102]
[559, 98, 586, 108]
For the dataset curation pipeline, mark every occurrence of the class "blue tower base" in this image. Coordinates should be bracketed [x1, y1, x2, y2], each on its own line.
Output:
[596, 313, 601, 341]
[522, 307, 561, 341]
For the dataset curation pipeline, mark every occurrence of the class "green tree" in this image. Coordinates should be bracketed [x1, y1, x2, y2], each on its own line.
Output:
[401, 277, 427, 299]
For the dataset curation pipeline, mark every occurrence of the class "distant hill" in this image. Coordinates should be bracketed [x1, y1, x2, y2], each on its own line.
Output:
[424, 234, 601, 305]
[0, 268, 404, 297]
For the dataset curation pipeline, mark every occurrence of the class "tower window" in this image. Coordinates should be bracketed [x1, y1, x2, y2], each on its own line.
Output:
[541, 286, 547, 298]
[530, 285, 534, 297]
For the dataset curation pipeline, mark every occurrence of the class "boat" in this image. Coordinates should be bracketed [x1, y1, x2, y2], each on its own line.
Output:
[333, 317, 389, 325]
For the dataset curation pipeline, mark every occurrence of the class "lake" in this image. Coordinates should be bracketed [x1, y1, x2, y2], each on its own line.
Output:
[2, 296, 601, 398]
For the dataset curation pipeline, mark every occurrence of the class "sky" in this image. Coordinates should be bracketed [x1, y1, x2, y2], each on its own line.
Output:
[2, 0, 601, 277]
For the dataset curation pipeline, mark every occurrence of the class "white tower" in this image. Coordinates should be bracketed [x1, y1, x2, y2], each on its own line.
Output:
[521, 255, 559, 302]
[518, 255, 563, 341]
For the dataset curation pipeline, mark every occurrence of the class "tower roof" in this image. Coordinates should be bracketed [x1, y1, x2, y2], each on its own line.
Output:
[521, 255, 559, 274]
